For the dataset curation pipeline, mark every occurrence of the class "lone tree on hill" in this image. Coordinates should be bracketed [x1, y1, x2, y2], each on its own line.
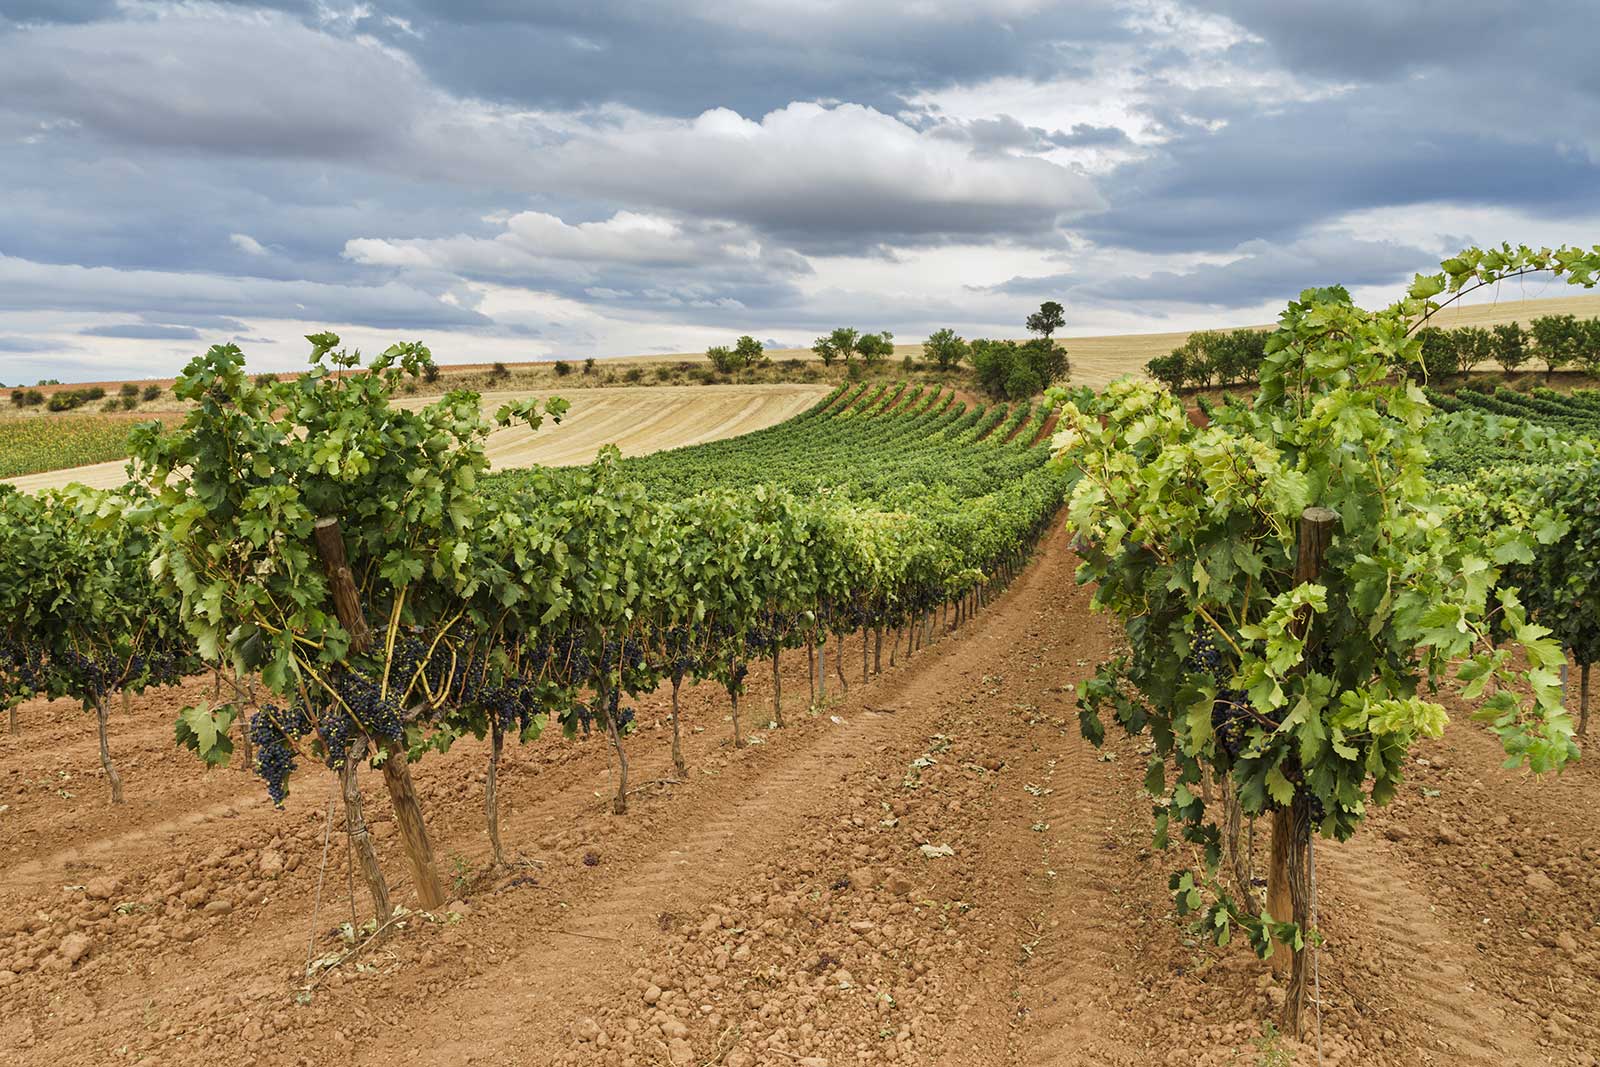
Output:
[1026, 300, 1065, 339]
[813, 327, 860, 366]
[923, 328, 970, 370]
[857, 331, 894, 366]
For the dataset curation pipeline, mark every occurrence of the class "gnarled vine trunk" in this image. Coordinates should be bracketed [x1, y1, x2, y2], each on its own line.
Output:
[1224, 778, 1257, 916]
[670, 676, 687, 775]
[342, 738, 392, 924]
[1580, 662, 1591, 737]
[771, 653, 784, 727]
[729, 687, 744, 749]
[95, 695, 124, 804]
[486, 716, 506, 866]
[599, 677, 631, 815]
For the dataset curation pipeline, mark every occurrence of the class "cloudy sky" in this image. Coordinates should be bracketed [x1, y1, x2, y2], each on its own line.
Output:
[1, 1, 1597, 382]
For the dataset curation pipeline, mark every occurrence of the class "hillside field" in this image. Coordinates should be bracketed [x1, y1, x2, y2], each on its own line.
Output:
[2, 383, 832, 493]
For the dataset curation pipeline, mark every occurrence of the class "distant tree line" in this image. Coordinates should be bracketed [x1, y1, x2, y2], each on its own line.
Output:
[1144, 329, 1268, 393]
[707, 335, 772, 376]
[1147, 314, 1600, 394]
[1413, 315, 1600, 382]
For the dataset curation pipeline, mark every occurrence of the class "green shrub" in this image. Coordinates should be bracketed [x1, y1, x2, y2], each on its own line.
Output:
[1146, 352, 1187, 392]
[1492, 322, 1530, 374]
[553, 360, 573, 377]
[970, 337, 1067, 399]
[118, 383, 139, 399]
[142, 384, 162, 402]
[45, 387, 104, 412]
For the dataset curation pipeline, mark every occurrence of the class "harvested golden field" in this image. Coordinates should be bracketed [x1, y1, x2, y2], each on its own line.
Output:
[3, 383, 830, 492]
[453, 382, 830, 469]
[1422, 290, 1600, 329]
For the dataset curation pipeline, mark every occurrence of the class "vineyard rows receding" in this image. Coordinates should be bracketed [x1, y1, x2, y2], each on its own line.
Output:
[1, 343, 1065, 931]
[3, 242, 1600, 1053]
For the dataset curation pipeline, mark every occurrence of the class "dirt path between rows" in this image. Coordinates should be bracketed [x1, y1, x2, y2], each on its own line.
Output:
[3, 524, 1597, 1067]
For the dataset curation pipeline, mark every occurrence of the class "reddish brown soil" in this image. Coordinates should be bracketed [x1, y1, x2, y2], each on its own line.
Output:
[1, 526, 1596, 1066]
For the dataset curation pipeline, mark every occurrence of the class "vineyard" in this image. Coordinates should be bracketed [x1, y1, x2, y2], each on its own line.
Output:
[0, 414, 157, 480]
[2, 245, 1600, 1067]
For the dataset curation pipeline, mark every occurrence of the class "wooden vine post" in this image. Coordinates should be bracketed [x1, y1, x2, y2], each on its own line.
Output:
[1267, 506, 1337, 1037]
[312, 516, 447, 911]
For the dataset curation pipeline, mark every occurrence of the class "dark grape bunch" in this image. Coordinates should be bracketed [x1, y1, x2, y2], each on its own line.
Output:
[251, 702, 311, 805]
[743, 610, 791, 657]
[0, 638, 47, 695]
[531, 629, 595, 688]
[826, 601, 867, 635]
[1211, 689, 1251, 761]
[54, 648, 117, 699]
[1186, 630, 1222, 675]
[476, 676, 543, 733]
[661, 625, 702, 683]
[324, 666, 404, 747]
[1185, 631, 1254, 762]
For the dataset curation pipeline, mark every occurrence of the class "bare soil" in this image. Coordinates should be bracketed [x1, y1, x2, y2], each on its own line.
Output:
[1, 525, 1596, 1066]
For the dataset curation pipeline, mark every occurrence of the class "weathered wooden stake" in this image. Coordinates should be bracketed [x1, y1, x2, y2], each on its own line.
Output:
[312, 517, 372, 653]
[312, 514, 443, 909]
[380, 742, 447, 908]
[1266, 505, 1337, 1038]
